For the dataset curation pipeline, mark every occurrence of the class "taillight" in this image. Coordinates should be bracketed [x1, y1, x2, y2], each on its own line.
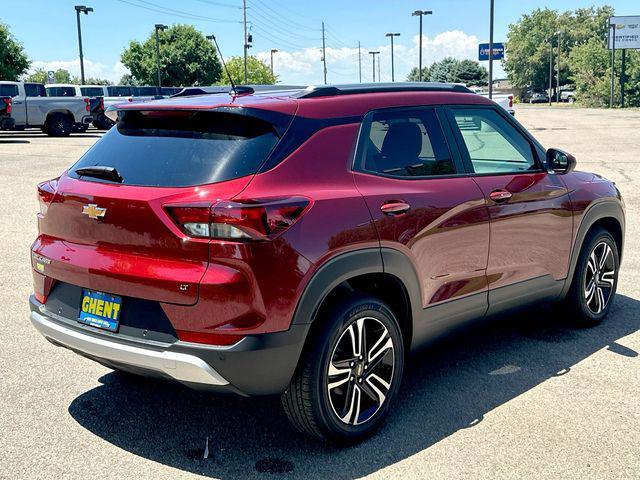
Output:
[37, 179, 58, 216]
[84, 98, 90, 112]
[2, 97, 11, 114]
[165, 197, 311, 241]
[508, 95, 513, 108]
[175, 330, 245, 346]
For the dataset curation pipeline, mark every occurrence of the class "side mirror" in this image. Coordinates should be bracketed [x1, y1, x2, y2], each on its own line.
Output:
[546, 148, 576, 174]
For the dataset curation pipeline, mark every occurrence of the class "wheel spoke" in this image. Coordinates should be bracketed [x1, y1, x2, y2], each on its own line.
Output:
[340, 383, 360, 424]
[595, 287, 605, 314]
[599, 269, 615, 287]
[364, 376, 387, 405]
[598, 244, 612, 270]
[368, 328, 391, 364]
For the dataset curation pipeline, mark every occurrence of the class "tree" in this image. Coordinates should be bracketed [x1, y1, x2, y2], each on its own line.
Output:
[406, 66, 430, 82]
[0, 22, 30, 80]
[568, 38, 640, 107]
[504, 6, 614, 90]
[84, 77, 111, 86]
[25, 68, 74, 84]
[407, 58, 487, 86]
[456, 59, 489, 87]
[121, 24, 222, 86]
[224, 56, 277, 85]
[118, 74, 138, 86]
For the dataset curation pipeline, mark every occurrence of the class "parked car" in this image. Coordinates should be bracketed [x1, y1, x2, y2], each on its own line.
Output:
[29, 82, 624, 445]
[521, 88, 550, 104]
[45, 83, 106, 132]
[561, 90, 576, 103]
[0, 95, 15, 130]
[0, 81, 92, 136]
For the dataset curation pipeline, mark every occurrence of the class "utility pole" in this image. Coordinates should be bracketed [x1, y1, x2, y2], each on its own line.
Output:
[386, 33, 400, 81]
[243, 0, 248, 83]
[321, 22, 327, 84]
[412, 10, 432, 82]
[369, 51, 379, 82]
[621, 49, 626, 108]
[556, 30, 562, 103]
[154, 24, 167, 87]
[270, 49, 278, 76]
[74, 5, 93, 85]
[610, 22, 616, 108]
[488, 0, 494, 99]
[358, 41, 362, 83]
[548, 37, 553, 107]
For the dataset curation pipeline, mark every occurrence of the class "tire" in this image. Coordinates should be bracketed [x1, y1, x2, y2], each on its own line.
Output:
[46, 113, 73, 137]
[281, 295, 404, 445]
[561, 228, 619, 327]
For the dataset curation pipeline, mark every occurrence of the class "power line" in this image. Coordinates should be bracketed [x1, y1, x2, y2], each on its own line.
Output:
[250, 25, 310, 50]
[114, 0, 241, 23]
[191, 0, 241, 9]
[248, 10, 320, 42]
[251, 0, 320, 31]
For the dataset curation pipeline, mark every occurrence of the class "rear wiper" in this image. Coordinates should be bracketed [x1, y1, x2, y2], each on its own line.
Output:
[75, 166, 123, 183]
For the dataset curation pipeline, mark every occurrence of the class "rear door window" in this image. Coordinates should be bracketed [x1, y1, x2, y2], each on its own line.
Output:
[24, 83, 46, 97]
[69, 110, 289, 187]
[46, 86, 77, 97]
[0, 84, 19, 97]
[356, 108, 455, 178]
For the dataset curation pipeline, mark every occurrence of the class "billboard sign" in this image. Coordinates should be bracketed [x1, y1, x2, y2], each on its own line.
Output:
[609, 16, 640, 50]
[47, 71, 55, 84]
[478, 43, 504, 61]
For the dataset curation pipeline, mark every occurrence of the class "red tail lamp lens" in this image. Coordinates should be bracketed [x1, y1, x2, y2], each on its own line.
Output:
[165, 197, 311, 241]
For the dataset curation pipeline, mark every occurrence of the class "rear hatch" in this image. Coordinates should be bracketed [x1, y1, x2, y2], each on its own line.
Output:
[33, 104, 296, 305]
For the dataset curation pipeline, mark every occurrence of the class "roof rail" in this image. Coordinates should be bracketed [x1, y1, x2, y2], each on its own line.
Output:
[296, 82, 473, 98]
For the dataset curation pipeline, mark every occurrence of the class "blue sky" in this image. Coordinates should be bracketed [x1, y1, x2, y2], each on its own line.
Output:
[3, 0, 636, 84]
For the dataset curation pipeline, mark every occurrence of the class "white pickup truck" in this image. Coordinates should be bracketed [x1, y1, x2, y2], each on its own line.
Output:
[475, 90, 515, 116]
[0, 81, 92, 136]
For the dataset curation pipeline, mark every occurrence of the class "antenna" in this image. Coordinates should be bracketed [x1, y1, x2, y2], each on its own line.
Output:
[206, 34, 237, 95]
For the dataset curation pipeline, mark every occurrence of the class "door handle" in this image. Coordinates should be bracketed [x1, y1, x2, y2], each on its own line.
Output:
[381, 201, 411, 215]
[489, 189, 512, 202]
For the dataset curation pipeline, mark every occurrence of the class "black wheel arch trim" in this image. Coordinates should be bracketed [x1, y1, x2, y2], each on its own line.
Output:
[560, 198, 624, 299]
[290, 247, 423, 347]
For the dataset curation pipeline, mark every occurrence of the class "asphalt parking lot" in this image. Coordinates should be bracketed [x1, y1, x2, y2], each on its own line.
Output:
[1, 106, 638, 480]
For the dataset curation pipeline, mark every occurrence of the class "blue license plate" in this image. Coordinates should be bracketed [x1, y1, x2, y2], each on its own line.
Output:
[78, 290, 122, 332]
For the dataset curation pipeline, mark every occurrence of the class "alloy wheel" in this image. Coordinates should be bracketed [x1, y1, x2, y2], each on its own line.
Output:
[584, 241, 616, 315]
[326, 316, 395, 426]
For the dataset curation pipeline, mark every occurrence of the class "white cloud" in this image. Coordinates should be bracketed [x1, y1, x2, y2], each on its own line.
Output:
[254, 29, 505, 85]
[27, 58, 129, 83]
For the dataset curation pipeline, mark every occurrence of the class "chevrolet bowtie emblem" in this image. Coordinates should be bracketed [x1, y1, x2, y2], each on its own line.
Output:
[82, 204, 107, 220]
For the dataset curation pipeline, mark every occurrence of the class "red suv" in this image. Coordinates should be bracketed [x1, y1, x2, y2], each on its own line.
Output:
[30, 83, 624, 444]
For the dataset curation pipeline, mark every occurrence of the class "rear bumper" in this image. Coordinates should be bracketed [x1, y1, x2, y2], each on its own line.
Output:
[29, 295, 309, 396]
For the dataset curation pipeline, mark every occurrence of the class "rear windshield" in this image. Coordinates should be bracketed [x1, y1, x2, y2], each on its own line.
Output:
[0, 84, 19, 97]
[81, 87, 105, 97]
[46, 86, 77, 97]
[68, 110, 285, 187]
[107, 86, 131, 97]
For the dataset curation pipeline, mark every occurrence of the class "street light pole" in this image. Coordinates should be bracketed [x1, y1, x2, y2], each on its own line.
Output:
[369, 51, 379, 82]
[154, 24, 167, 87]
[385, 33, 401, 82]
[74, 5, 93, 85]
[412, 10, 432, 82]
[556, 30, 562, 103]
[548, 37, 553, 107]
[488, 0, 494, 99]
[270, 49, 278, 76]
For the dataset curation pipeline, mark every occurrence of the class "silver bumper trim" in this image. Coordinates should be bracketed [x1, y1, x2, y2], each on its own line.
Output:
[30, 311, 229, 386]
